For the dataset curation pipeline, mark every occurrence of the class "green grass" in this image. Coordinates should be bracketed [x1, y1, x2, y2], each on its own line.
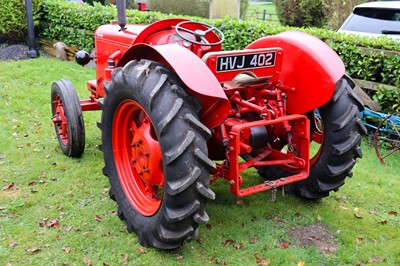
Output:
[1, 57, 399, 265]
[246, 3, 279, 24]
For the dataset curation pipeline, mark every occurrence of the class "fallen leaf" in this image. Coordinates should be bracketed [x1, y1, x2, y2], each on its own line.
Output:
[0, 206, 5, 210]
[388, 211, 398, 215]
[339, 204, 349, 210]
[95, 215, 102, 222]
[28, 181, 37, 186]
[317, 215, 322, 221]
[63, 247, 71, 253]
[22, 193, 28, 198]
[45, 244, 50, 248]
[176, 255, 183, 262]
[137, 247, 145, 254]
[122, 254, 128, 265]
[307, 236, 321, 241]
[279, 241, 290, 249]
[63, 226, 73, 232]
[254, 254, 270, 265]
[249, 237, 257, 244]
[234, 243, 244, 249]
[51, 177, 58, 181]
[38, 179, 46, 184]
[196, 238, 203, 244]
[298, 260, 305, 266]
[251, 216, 257, 222]
[236, 200, 243, 206]
[83, 257, 92, 266]
[356, 237, 364, 243]
[31, 189, 38, 193]
[206, 223, 212, 230]
[369, 256, 383, 263]
[222, 239, 234, 246]
[369, 210, 377, 215]
[2, 183, 14, 190]
[38, 219, 47, 227]
[354, 213, 363, 219]
[378, 220, 388, 225]
[9, 242, 18, 247]
[46, 218, 59, 228]
[45, 154, 51, 159]
[27, 247, 41, 254]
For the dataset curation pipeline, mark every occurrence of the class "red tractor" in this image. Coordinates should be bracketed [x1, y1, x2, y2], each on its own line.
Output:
[51, 0, 366, 249]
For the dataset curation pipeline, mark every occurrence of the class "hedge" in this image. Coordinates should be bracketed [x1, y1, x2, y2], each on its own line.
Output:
[0, 0, 43, 41]
[33, 0, 400, 87]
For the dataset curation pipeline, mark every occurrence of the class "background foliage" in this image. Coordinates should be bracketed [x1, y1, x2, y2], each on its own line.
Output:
[274, 0, 329, 28]
[0, 0, 43, 42]
[148, 0, 249, 19]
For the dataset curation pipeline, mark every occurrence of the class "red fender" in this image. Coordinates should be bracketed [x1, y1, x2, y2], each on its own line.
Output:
[246, 31, 345, 114]
[117, 43, 230, 129]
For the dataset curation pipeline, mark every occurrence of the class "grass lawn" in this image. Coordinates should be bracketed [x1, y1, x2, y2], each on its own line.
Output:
[1, 57, 399, 265]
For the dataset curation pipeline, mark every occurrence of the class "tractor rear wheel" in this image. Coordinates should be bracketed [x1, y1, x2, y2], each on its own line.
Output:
[99, 60, 215, 249]
[259, 76, 367, 199]
[51, 79, 85, 157]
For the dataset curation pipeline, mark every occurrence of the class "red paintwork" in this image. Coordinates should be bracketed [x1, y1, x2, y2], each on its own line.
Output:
[112, 99, 163, 216]
[74, 18, 348, 197]
[246, 31, 345, 114]
[116, 43, 230, 129]
[52, 95, 69, 145]
[218, 114, 310, 196]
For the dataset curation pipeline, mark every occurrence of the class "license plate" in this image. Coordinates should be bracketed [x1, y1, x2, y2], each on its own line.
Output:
[216, 51, 276, 73]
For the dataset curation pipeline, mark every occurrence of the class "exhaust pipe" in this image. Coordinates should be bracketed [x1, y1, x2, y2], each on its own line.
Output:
[25, 0, 39, 58]
[116, 0, 127, 31]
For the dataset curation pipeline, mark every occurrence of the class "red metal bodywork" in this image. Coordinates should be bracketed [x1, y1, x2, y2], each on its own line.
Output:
[246, 31, 345, 114]
[78, 18, 344, 197]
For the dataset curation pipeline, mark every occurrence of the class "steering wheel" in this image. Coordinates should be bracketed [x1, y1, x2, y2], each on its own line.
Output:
[175, 21, 225, 46]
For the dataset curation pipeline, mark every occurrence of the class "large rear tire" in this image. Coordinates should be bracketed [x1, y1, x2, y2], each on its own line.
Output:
[99, 60, 215, 249]
[51, 79, 85, 157]
[259, 77, 367, 199]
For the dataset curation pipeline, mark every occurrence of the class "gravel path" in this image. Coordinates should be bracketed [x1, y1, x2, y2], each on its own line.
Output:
[0, 44, 49, 61]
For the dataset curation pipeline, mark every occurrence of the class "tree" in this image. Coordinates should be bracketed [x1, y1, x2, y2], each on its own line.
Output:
[274, 0, 329, 28]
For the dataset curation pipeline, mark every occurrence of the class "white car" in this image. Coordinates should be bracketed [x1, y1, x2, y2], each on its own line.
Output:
[338, 1, 400, 40]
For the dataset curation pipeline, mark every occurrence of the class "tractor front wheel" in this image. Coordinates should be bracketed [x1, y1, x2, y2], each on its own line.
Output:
[99, 60, 215, 249]
[51, 79, 85, 157]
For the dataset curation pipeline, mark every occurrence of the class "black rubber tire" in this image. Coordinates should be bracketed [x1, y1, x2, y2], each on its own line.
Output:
[99, 60, 215, 249]
[51, 79, 85, 157]
[259, 76, 367, 199]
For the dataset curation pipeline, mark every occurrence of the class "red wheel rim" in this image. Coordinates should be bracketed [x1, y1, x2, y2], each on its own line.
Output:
[112, 100, 163, 216]
[52, 95, 69, 145]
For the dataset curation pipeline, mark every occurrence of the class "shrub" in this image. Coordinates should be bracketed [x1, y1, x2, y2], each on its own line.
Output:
[0, 0, 44, 42]
[148, 0, 249, 19]
[373, 88, 400, 113]
[148, 0, 209, 18]
[274, 0, 329, 28]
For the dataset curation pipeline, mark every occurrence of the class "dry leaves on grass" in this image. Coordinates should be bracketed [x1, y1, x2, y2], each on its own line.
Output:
[83, 257, 92, 266]
[39, 218, 59, 228]
[2, 182, 15, 190]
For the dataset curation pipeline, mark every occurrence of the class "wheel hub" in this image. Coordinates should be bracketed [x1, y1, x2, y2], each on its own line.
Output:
[113, 100, 164, 216]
